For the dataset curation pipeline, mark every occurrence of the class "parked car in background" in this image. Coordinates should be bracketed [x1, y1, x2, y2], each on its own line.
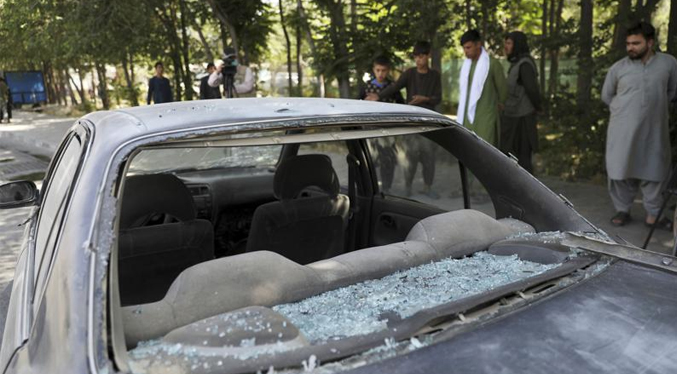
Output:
[0, 98, 676, 374]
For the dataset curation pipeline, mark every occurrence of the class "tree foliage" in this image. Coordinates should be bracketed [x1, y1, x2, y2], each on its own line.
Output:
[0, 0, 674, 179]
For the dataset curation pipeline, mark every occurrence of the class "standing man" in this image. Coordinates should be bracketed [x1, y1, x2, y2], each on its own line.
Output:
[501, 31, 542, 173]
[208, 47, 255, 98]
[603, 22, 677, 228]
[367, 41, 442, 198]
[199, 63, 222, 100]
[457, 29, 507, 147]
[146, 62, 173, 105]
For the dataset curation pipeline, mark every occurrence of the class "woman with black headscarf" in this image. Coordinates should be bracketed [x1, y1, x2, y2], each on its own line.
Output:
[501, 31, 542, 173]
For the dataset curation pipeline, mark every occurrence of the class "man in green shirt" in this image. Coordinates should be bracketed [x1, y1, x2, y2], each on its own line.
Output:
[457, 30, 508, 147]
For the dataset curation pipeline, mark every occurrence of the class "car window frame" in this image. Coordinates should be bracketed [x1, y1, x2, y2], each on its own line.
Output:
[30, 125, 90, 314]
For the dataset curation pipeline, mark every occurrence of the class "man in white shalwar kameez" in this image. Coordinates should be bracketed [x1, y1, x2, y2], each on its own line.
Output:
[602, 22, 677, 228]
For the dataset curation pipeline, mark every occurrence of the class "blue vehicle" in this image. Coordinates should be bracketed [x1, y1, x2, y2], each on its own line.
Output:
[4, 71, 47, 106]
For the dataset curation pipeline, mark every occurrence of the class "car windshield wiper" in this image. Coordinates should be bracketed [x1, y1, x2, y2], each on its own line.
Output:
[561, 232, 677, 274]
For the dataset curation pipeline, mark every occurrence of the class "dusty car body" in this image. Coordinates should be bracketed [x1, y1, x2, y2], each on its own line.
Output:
[0, 98, 676, 374]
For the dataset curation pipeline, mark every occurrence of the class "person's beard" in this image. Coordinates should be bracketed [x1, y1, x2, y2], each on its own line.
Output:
[628, 45, 649, 60]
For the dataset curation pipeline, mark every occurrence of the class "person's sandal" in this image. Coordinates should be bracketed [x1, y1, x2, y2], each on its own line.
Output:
[611, 211, 631, 227]
[645, 217, 673, 231]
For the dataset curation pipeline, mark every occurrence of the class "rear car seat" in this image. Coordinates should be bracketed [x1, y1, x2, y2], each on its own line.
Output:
[123, 209, 534, 344]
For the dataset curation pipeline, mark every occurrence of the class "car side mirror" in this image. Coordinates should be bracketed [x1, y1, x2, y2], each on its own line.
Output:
[0, 181, 39, 209]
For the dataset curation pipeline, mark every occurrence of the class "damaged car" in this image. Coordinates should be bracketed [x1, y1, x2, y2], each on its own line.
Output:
[0, 98, 676, 374]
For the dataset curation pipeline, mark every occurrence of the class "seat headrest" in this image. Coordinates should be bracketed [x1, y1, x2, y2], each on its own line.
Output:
[273, 155, 340, 200]
[120, 174, 196, 229]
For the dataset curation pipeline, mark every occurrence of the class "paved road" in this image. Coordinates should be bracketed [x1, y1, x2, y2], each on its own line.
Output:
[0, 109, 673, 290]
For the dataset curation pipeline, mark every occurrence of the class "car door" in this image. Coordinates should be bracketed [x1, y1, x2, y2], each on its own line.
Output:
[0, 129, 86, 371]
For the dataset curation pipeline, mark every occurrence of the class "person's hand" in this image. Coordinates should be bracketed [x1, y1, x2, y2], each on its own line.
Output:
[408, 95, 429, 105]
[498, 103, 505, 111]
[365, 93, 379, 101]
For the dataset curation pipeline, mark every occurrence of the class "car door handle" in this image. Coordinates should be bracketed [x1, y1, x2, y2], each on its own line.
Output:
[380, 214, 395, 228]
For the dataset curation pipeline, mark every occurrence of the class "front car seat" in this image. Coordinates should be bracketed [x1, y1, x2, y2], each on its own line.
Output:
[246, 154, 350, 264]
[118, 174, 214, 306]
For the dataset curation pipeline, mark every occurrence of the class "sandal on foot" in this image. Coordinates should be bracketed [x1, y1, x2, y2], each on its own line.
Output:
[611, 212, 631, 227]
[645, 217, 673, 231]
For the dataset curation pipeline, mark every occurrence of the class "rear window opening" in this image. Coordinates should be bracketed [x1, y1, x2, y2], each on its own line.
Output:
[109, 127, 599, 373]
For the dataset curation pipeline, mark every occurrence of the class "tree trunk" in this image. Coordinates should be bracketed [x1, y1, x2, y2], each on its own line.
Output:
[612, 0, 632, 58]
[298, 0, 323, 97]
[64, 69, 79, 106]
[95, 62, 110, 109]
[465, 0, 472, 29]
[206, 0, 241, 60]
[576, 0, 593, 119]
[76, 68, 88, 105]
[55, 67, 66, 106]
[129, 51, 136, 84]
[43, 61, 58, 105]
[540, 0, 548, 97]
[635, 0, 660, 23]
[279, 0, 294, 96]
[324, 0, 351, 98]
[157, 7, 184, 101]
[90, 68, 98, 107]
[121, 54, 140, 106]
[220, 24, 229, 53]
[179, 0, 194, 100]
[547, 0, 564, 98]
[170, 52, 183, 101]
[195, 19, 215, 62]
[669, 0, 677, 58]
[296, 22, 303, 96]
[68, 70, 86, 105]
[481, 1, 488, 42]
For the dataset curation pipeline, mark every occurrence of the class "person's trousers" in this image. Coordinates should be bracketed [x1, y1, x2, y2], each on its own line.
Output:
[608, 178, 667, 217]
[404, 148, 436, 188]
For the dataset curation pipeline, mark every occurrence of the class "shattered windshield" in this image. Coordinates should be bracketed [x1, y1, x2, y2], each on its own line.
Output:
[271, 252, 557, 343]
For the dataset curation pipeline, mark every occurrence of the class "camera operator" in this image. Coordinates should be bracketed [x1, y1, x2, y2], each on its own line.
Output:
[207, 47, 254, 98]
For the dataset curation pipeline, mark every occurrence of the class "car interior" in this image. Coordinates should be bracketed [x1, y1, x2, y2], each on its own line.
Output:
[108, 124, 596, 372]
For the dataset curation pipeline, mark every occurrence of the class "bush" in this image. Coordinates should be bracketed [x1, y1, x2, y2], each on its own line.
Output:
[538, 91, 609, 182]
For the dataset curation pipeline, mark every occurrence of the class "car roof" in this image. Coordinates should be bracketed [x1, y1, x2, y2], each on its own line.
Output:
[82, 97, 448, 137]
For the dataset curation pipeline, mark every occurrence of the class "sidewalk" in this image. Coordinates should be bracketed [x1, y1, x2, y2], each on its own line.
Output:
[0, 109, 674, 255]
[0, 110, 75, 159]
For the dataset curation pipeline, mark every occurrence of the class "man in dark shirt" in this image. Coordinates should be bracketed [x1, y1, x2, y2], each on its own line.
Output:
[367, 41, 442, 111]
[146, 62, 173, 105]
[367, 41, 442, 198]
[200, 63, 222, 100]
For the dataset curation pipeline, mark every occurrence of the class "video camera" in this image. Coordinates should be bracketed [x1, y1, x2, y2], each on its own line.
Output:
[221, 49, 238, 76]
